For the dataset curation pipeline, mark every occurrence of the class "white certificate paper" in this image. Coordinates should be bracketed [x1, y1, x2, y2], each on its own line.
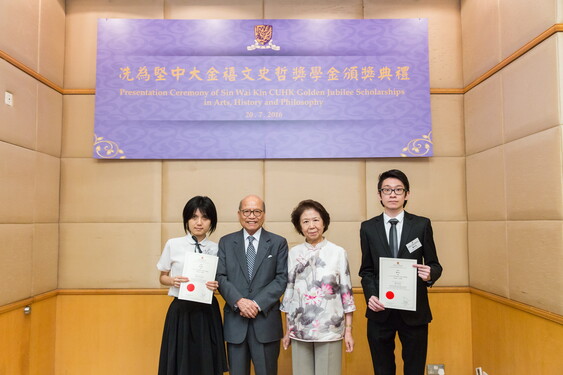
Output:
[379, 257, 417, 311]
[178, 252, 218, 304]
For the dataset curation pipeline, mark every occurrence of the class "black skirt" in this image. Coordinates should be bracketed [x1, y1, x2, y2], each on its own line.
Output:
[158, 296, 228, 375]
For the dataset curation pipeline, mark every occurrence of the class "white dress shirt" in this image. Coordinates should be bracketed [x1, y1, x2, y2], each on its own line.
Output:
[383, 210, 405, 247]
[243, 227, 262, 255]
[157, 235, 217, 297]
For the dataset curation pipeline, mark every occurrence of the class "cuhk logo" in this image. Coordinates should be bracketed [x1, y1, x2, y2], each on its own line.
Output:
[247, 25, 281, 51]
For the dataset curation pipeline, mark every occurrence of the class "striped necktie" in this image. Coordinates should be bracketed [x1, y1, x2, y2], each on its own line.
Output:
[246, 235, 256, 279]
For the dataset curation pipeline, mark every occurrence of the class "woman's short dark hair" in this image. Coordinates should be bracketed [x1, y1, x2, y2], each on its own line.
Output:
[290, 199, 330, 236]
[182, 196, 218, 234]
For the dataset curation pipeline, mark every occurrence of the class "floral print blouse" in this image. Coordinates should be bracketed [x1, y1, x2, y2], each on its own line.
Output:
[280, 239, 356, 342]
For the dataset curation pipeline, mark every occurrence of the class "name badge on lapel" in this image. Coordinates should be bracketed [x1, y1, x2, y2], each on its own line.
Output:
[406, 238, 422, 253]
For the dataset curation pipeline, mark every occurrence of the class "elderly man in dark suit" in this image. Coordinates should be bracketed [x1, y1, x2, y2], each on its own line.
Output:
[359, 169, 442, 375]
[217, 195, 288, 375]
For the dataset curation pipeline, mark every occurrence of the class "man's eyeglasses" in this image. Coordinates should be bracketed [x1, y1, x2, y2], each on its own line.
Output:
[379, 187, 407, 195]
[240, 209, 264, 218]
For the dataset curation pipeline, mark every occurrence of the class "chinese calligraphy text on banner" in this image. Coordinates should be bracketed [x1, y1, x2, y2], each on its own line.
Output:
[94, 19, 431, 159]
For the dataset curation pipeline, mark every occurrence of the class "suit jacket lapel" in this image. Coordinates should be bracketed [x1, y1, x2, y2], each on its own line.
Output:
[374, 214, 394, 258]
[234, 230, 251, 283]
[250, 229, 270, 280]
[399, 211, 413, 258]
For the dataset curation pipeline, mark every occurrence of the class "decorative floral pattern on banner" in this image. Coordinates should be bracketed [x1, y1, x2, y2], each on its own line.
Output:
[93, 134, 126, 159]
[401, 131, 433, 157]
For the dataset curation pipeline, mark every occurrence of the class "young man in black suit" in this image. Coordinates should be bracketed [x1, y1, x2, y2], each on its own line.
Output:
[359, 169, 442, 375]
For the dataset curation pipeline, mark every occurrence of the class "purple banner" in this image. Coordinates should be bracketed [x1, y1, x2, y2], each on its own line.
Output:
[94, 19, 432, 159]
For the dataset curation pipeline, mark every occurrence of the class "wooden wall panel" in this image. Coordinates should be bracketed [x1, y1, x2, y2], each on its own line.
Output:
[29, 298, 56, 375]
[1, 290, 561, 374]
[344, 292, 473, 375]
[55, 294, 170, 375]
[427, 292, 473, 374]
[53, 291, 472, 375]
[0, 305, 30, 374]
[471, 294, 563, 375]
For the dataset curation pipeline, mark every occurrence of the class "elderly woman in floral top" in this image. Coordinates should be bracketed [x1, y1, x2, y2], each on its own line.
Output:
[281, 199, 356, 375]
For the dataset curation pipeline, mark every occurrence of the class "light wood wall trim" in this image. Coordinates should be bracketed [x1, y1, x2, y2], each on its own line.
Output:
[4, 23, 562, 97]
[0, 50, 63, 94]
[0, 23, 563, 95]
[63, 89, 96, 95]
[1, 287, 560, 324]
[429, 286, 470, 293]
[470, 287, 563, 324]
[0, 297, 34, 314]
[465, 23, 563, 93]
[30, 290, 59, 303]
[355, 286, 470, 294]
[57, 288, 169, 296]
[430, 88, 464, 94]
[56, 287, 469, 296]
[0, 290, 58, 314]
[0, 287, 465, 313]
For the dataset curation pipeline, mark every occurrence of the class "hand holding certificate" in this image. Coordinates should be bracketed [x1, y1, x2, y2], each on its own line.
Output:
[379, 257, 417, 311]
[178, 252, 219, 304]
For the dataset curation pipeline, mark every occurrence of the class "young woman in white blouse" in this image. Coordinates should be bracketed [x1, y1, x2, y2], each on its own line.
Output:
[157, 196, 227, 375]
[281, 199, 356, 375]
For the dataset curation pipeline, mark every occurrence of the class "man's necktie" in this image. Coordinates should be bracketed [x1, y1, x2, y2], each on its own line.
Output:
[192, 235, 202, 253]
[389, 219, 399, 257]
[246, 235, 256, 279]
